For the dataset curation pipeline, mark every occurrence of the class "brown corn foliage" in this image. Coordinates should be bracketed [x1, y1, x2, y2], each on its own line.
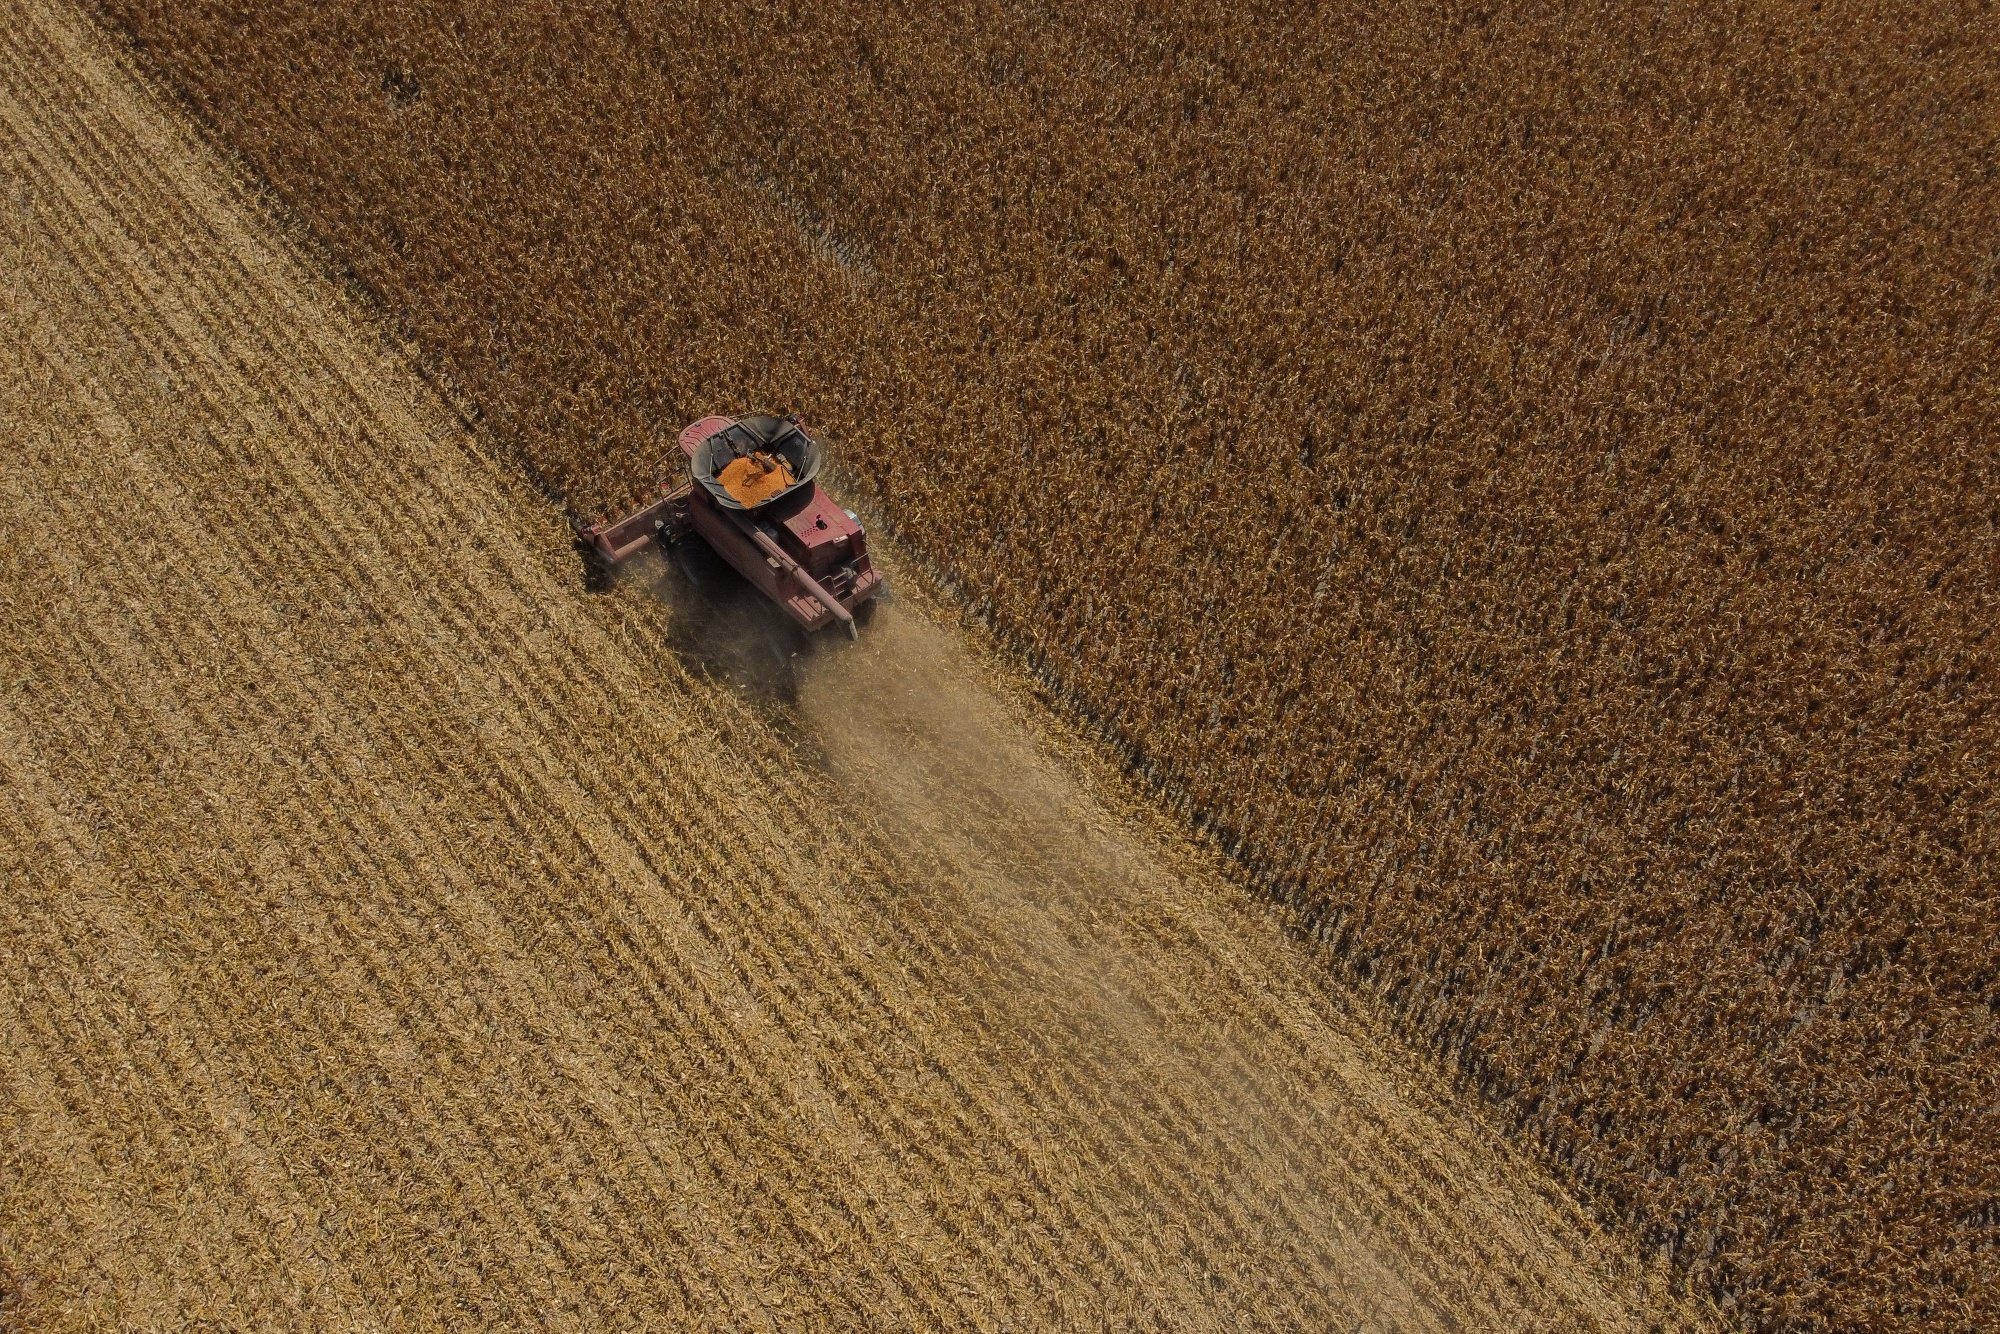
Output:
[99, 0, 1998, 1327]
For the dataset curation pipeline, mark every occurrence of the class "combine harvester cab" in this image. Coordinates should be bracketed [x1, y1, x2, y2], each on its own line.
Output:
[581, 413, 884, 638]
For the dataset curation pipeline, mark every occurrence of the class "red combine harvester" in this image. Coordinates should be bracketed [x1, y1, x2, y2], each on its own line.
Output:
[580, 414, 885, 638]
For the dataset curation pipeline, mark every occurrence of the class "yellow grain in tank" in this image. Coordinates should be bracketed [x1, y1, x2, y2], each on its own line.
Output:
[718, 451, 795, 507]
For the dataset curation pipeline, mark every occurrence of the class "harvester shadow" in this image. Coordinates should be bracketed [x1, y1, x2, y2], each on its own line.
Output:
[603, 537, 817, 704]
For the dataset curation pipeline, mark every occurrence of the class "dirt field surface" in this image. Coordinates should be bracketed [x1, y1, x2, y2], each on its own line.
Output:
[0, 1, 1715, 1328]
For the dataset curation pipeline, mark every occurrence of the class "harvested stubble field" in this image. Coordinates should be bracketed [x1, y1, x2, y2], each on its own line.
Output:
[0, 0, 1727, 1328]
[88, 0, 1999, 1327]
